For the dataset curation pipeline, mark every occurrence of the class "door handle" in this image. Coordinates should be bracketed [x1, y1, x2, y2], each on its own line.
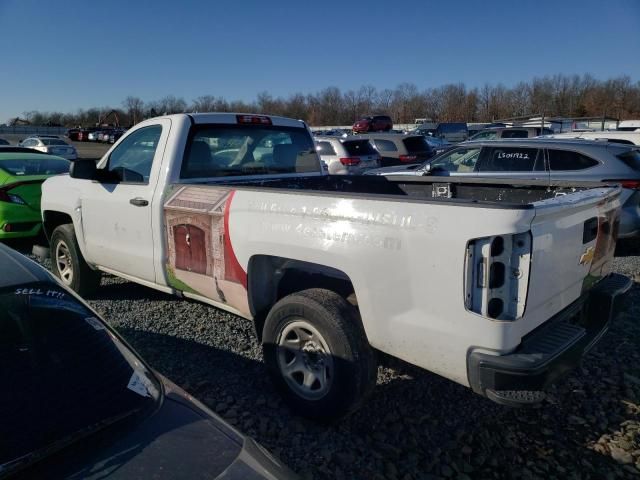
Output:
[129, 197, 149, 207]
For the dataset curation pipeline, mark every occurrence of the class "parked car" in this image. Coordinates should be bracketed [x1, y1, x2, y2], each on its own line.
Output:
[315, 135, 381, 174]
[0, 138, 9, 146]
[356, 132, 433, 166]
[109, 128, 127, 143]
[413, 122, 438, 136]
[366, 138, 640, 239]
[422, 135, 452, 155]
[469, 126, 554, 141]
[434, 122, 469, 143]
[79, 127, 101, 141]
[0, 243, 297, 479]
[352, 115, 393, 133]
[0, 151, 69, 239]
[617, 120, 640, 132]
[40, 113, 630, 420]
[540, 131, 640, 146]
[87, 130, 100, 141]
[18, 137, 78, 160]
[65, 128, 82, 141]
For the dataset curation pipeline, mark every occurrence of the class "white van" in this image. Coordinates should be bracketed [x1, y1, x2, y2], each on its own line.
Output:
[618, 120, 640, 132]
[541, 130, 640, 146]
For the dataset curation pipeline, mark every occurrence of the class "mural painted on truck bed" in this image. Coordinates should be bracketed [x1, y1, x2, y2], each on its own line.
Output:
[164, 185, 250, 317]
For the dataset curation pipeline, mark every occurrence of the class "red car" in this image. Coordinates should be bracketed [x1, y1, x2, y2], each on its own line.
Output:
[352, 115, 393, 133]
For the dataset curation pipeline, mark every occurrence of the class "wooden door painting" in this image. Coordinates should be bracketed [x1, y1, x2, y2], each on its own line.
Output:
[173, 224, 207, 274]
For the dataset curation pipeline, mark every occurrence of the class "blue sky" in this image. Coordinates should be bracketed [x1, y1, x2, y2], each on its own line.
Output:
[0, 0, 638, 122]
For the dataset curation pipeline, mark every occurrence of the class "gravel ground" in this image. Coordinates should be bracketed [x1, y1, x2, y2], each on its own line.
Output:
[12, 240, 640, 479]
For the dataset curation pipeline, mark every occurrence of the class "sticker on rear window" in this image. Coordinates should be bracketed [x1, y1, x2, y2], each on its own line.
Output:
[127, 371, 158, 398]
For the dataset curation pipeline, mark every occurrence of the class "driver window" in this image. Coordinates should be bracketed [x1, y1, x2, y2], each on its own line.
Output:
[430, 147, 481, 172]
[106, 125, 162, 184]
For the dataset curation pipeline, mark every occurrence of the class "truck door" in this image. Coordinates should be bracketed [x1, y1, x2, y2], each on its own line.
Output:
[80, 119, 171, 282]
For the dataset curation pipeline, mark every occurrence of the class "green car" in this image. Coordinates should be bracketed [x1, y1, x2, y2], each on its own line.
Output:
[0, 152, 70, 239]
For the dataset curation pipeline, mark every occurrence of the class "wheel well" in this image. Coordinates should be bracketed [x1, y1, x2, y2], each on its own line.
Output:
[248, 255, 357, 341]
[42, 211, 73, 242]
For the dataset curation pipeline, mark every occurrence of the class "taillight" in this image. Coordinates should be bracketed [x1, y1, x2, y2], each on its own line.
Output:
[603, 179, 640, 190]
[0, 187, 26, 205]
[399, 155, 417, 163]
[236, 114, 272, 125]
[464, 232, 532, 320]
[340, 157, 361, 166]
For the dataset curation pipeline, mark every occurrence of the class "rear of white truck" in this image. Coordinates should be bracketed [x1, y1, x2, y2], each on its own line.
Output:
[464, 187, 631, 405]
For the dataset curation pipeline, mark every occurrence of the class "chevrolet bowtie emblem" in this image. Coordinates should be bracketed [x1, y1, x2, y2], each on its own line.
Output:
[579, 246, 595, 265]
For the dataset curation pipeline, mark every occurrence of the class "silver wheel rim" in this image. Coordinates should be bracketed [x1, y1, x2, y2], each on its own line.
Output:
[277, 320, 334, 400]
[55, 240, 73, 285]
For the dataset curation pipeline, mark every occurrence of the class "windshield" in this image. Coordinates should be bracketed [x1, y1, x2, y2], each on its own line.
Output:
[0, 284, 160, 475]
[180, 125, 319, 178]
[0, 156, 70, 176]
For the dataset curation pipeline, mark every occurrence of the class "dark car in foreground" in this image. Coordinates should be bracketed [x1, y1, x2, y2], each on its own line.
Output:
[0, 244, 296, 479]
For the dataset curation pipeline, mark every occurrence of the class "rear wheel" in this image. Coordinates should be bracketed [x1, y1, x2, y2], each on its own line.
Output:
[262, 288, 377, 421]
[50, 224, 101, 296]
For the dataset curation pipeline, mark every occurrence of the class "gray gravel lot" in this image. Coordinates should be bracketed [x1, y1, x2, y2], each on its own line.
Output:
[6, 242, 640, 480]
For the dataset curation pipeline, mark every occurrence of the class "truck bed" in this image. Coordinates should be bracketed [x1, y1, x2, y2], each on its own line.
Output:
[200, 175, 603, 208]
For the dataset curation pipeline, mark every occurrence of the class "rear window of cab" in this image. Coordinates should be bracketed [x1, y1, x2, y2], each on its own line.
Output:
[181, 125, 319, 179]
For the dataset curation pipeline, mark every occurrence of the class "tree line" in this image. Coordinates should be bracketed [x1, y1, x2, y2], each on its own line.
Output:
[14, 73, 640, 128]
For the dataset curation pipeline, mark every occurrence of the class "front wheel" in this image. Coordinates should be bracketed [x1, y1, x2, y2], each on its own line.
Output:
[50, 224, 101, 296]
[262, 288, 377, 421]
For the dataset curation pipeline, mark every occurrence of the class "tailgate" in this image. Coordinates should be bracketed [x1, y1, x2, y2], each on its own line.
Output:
[525, 186, 621, 326]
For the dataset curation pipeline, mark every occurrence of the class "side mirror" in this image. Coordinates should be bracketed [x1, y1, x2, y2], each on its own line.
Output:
[69, 159, 97, 180]
[421, 163, 432, 176]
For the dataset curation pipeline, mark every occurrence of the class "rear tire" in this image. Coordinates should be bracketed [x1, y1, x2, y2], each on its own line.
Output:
[262, 288, 377, 421]
[50, 224, 101, 296]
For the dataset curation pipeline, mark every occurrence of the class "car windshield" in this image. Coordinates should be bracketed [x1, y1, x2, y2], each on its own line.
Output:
[41, 139, 67, 146]
[180, 125, 319, 178]
[0, 156, 70, 176]
[0, 284, 161, 475]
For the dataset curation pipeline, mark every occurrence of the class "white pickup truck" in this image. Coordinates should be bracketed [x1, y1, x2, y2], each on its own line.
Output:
[41, 113, 631, 420]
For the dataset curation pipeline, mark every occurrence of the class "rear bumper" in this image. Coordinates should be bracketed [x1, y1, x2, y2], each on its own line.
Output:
[467, 273, 632, 406]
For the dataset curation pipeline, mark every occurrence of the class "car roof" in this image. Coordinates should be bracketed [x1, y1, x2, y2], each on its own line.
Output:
[0, 243, 53, 289]
[461, 138, 636, 150]
[189, 112, 306, 128]
[355, 132, 418, 139]
[315, 135, 363, 142]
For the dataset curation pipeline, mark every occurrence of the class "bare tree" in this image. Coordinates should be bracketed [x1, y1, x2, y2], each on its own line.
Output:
[122, 96, 144, 125]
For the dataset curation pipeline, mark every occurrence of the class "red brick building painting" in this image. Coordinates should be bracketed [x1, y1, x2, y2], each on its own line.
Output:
[164, 185, 249, 316]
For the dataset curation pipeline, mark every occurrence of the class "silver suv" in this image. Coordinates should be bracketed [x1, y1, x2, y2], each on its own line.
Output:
[367, 139, 640, 239]
[315, 136, 380, 174]
[469, 126, 554, 141]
